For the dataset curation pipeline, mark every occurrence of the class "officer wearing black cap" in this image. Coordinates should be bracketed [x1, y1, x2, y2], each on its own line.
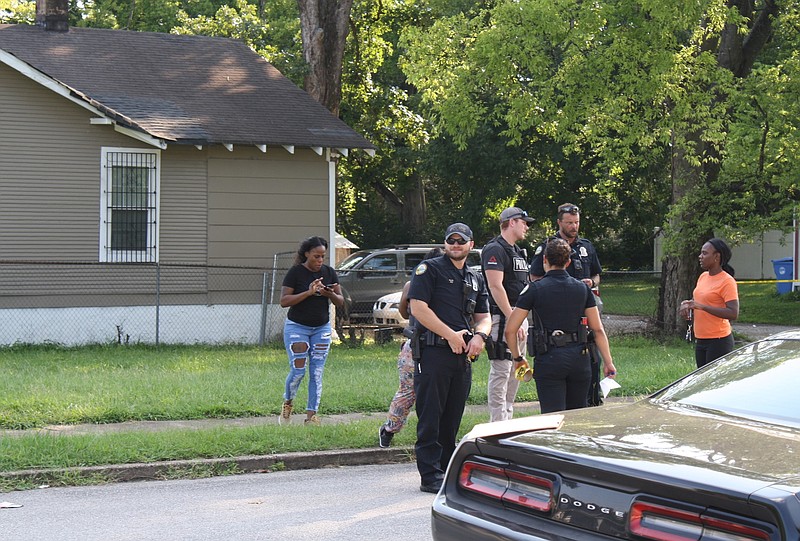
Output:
[481, 207, 533, 422]
[408, 222, 490, 494]
[505, 238, 616, 414]
[529, 203, 601, 289]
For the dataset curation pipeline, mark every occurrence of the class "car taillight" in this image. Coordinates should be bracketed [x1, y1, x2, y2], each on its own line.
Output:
[458, 460, 554, 512]
[630, 501, 771, 541]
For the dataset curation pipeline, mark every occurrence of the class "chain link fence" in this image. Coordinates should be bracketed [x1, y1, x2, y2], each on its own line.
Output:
[4, 260, 782, 346]
[0, 259, 299, 346]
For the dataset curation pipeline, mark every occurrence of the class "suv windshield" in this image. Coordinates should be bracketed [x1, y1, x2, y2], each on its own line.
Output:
[334, 245, 482, 322]
[337, 251, 371, 270]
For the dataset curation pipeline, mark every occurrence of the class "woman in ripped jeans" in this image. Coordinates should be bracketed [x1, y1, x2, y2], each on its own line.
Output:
[279, 236, 344, 425]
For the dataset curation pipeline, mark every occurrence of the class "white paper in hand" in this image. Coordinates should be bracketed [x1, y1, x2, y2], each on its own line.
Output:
[599, 377, 621, 399]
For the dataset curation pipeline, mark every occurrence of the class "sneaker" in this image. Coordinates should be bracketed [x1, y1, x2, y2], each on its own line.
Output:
[379, 425, 394, 448]
[279, 400, 292, 425]
[304, 414, 321, 426]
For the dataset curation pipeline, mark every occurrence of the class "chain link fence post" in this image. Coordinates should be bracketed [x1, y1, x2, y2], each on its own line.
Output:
[155, 263, 161, 346]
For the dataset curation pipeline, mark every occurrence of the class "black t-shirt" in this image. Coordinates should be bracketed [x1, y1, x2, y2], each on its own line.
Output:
[529, 233, 602, 281]
[282, 263, 339, 327]
[481, 235, 529, 308]
[516, 269, 596, 333]
[408, 255, 489, 333]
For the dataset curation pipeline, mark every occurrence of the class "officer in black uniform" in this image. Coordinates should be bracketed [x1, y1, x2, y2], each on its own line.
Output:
[408, 223, 490, 494]
[529, 203, 604, 405]
[505, 238, 616, 414]
[529, 203, 601, 289]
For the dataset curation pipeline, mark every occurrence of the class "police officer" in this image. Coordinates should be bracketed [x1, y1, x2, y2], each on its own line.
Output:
[529, 203, 601, 290]
[530, 203, 605, 405]
[408, 223, 490, 493]
[481, 207, 533, 422]
[505, 238, 616, 414]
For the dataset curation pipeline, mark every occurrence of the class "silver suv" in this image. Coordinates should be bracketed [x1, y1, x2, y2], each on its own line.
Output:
[336, 245, 481, 322]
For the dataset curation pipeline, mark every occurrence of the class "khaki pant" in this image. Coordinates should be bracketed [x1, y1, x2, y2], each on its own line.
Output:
[487, 314, 527, 422]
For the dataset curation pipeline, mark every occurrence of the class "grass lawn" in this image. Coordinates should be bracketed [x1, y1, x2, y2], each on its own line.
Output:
[0, 338, 692, 431]
[0, 337, 696, 490]
[601, 274, 798, 325]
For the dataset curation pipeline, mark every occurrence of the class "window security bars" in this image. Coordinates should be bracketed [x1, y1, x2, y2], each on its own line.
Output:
[101, 149, 159, 262]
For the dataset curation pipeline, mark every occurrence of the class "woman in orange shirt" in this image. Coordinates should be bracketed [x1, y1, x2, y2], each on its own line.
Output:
[680, 238, 739, 368]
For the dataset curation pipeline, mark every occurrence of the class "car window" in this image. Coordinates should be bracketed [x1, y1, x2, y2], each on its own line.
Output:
[338, 251, 371, 270]
[654, 338, 800, 427]
[467, 251, 481, 268]
[362, 254, 398, 271]
[405, 254, 425, 270]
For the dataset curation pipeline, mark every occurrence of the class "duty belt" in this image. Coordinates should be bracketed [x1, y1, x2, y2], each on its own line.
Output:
[547, 330, 581, 347]
[424, 330, 470, 348]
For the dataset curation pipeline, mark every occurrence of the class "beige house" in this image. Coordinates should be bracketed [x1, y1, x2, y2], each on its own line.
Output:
[654, 229, 797, 282]
[0, 21, 373, 344]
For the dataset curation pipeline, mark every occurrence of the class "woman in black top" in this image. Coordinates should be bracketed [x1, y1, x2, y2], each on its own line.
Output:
[278, 236, 344, 426]
[505, 238, 615, 413]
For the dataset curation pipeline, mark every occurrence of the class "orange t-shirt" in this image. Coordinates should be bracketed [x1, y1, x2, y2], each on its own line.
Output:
[692, 271, 738, 339]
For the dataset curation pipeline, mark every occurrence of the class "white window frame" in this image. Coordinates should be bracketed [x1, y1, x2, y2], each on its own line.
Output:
[99, 147, 161, 263]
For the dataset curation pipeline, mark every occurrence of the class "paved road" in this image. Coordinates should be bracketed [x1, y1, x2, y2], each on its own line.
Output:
[2, 463, 433, 541]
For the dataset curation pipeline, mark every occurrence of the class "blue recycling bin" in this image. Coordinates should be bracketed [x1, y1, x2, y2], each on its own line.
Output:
[771, 257, 793, 295]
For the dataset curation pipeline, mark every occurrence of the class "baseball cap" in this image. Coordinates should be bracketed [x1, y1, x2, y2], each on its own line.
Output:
[444, 223, 473, 241]
[500, 207, 535, 223]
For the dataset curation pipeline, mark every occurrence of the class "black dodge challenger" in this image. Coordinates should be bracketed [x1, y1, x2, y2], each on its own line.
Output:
[432, 330, 800, 541]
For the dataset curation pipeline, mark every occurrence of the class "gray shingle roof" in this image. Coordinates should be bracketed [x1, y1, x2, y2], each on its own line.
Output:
[0, 24, 374, 150]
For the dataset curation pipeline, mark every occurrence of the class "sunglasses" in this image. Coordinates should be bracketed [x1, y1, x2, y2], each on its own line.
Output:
[558, 205, 580, 217]
[446, 237, 469, 245]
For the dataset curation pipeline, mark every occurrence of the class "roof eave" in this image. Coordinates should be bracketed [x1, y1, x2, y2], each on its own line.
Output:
[1, 45, 376, 156]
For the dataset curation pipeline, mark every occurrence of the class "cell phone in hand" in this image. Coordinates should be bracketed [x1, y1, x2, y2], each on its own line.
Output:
[324, 283, 337, 290]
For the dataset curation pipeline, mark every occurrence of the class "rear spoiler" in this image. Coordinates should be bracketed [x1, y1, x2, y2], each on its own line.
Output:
[465, 414, 564, 440]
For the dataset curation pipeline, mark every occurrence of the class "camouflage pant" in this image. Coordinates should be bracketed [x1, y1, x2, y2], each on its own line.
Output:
[383, 339, 415, 433]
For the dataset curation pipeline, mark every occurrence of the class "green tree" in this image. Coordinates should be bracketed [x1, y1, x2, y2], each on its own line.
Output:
[0, 0, 35, 23]
[402, 0, 799, 332]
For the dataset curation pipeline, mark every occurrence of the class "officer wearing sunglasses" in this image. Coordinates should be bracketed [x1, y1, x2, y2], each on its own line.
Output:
[407, 222, 490, 494]
[529, 203, 602, 290]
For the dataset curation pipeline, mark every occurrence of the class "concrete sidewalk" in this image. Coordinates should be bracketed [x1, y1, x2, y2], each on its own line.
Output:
[0, 402, 550, 487]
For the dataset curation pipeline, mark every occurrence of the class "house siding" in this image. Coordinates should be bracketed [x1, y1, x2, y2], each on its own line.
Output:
[0, 63, 211, 307]
[159, 146, 209, 264]
[0, 62, 138, 261]
[0, 62, 333, 328]
[207, 147, 330, 268]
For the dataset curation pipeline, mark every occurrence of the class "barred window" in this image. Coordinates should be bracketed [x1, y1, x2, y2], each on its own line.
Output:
[100, 148, 160, 262]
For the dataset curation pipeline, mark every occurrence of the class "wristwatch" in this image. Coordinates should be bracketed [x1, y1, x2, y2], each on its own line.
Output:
[513, 355, 525, 363]
[474, 331, 489, 342]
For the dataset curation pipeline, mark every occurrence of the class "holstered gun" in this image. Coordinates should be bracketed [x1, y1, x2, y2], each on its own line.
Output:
[527, 308, 548, 356]
[406, 326, 422, 360]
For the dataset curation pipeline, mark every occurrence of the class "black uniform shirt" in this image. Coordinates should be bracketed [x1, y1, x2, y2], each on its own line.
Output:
[282, 263, 339, 327]
[516, 269, 596, 333]
[481, 235, 529, 309]
[529, 233, 602, 281]
[408, 255, 489, 334]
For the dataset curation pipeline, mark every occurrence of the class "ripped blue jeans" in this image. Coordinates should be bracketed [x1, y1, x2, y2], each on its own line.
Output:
[283, 319, 332, 413]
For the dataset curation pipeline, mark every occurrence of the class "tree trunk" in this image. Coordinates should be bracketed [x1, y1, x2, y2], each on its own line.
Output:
[296, 0, 354, 116]
[658, 254, 700, 335]
[657, 133, 707, 334]
[400, 174, 426, 237]
[656, 0, 776, 335]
